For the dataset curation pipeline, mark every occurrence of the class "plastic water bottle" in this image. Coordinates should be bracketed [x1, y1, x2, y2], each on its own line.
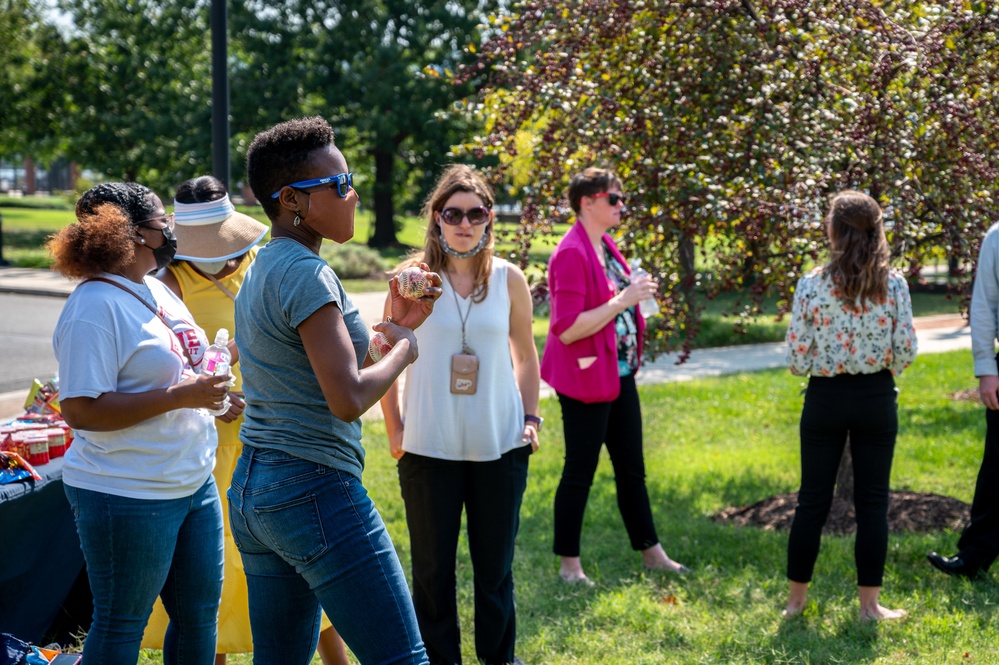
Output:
[629, 258, 660, 318]
[204, 328, 232, 417]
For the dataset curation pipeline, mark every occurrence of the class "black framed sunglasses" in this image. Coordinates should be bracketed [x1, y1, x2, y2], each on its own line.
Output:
[439, 206, 491, 226]
[592, 192, 626, 207]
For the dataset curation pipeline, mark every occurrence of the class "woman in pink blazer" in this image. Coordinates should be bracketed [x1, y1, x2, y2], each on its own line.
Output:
[541, 167, 689, 585]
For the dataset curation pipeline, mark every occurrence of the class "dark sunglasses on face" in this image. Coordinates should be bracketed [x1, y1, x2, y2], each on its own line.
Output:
[439, 206, 491, 226]
[591, 192, 626, 207]
[269, 172, 353, 199]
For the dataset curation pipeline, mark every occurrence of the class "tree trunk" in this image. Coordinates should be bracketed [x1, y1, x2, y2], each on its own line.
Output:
[679, 233, 696, 298]
[368, 148, 399, 248]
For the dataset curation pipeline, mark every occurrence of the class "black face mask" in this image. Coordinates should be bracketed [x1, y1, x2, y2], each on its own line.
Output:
[151, 226, 178, 271]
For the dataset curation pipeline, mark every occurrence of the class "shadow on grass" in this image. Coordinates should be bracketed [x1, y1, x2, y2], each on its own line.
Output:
[770, 615, 880, 665]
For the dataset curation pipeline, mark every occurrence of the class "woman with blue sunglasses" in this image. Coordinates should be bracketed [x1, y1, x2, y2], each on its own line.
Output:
[229, 116, 441, 664]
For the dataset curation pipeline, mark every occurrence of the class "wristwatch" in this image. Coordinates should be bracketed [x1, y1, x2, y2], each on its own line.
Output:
[524, 414, 544, 432]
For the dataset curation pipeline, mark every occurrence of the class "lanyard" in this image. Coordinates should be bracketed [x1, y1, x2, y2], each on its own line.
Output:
[443, 272, 475, 355]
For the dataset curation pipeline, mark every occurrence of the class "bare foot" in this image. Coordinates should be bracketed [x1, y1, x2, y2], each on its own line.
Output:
[781, 603, 805, 619]
[860, 605, 907, 622]
[642, 545, 690, 574]
[559, 571, 595, 586]
[559, 556, 594, 586]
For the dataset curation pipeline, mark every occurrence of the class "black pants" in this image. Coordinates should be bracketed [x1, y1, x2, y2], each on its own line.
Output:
[553, 374, 659, 557]
[787, 370, 898, 587]
[398, 446, 530, 665]
[956, 406, 999, 571]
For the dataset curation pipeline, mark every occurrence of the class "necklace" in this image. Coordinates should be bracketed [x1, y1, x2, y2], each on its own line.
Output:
[443, 271, 475, 355]
[441, 227, 490, 259]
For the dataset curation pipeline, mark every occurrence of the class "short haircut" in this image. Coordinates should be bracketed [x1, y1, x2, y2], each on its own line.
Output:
[246, 116, 336, 219]
[567, 167, 623, 214]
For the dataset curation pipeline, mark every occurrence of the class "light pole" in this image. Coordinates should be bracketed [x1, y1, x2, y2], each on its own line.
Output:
[211, 0, 230, 191]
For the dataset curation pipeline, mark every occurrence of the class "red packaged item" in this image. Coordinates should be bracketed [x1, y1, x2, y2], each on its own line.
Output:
[25, 432, 49, 466]
[45, 427, 67, 458]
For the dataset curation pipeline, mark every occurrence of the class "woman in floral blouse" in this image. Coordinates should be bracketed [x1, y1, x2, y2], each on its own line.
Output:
[783, 190, 918, 621]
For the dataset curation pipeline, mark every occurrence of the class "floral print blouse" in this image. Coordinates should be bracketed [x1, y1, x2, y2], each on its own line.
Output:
[785, 267, 918, 377]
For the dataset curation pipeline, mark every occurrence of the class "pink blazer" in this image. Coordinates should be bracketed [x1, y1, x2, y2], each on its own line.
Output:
[540, 222, 645, 403]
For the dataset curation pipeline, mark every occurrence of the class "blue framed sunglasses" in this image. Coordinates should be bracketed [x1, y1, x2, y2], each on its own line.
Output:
[270, 172, 353, 199]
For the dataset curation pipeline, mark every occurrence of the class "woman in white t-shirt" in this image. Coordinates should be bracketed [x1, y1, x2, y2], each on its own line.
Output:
[379, 165, 540, 665]
[48, 182, 230, 664]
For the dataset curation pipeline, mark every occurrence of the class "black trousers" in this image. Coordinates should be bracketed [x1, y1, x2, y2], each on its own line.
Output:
[553, 374, 659, 557]
[398, 446, 530, 665]
[787, 370, 898, 587]
[956, 406, 999, 571]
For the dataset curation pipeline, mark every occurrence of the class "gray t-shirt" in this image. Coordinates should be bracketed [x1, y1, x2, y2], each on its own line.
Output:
[235, 237, 368, 478]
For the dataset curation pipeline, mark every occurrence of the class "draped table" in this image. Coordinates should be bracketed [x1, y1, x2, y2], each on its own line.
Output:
[0, 456, 92, 644]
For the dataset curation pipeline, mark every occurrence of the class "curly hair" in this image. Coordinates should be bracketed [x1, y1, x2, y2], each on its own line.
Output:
[47, 182, 157, 280]
[567, 167, 623, 214]
[411, 164, 495, 303]
[823, 190, 890, 305]
[246, 116, 336, 220]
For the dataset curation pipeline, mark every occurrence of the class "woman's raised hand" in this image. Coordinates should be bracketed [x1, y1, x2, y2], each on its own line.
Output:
[389, 262, 443, 330]
[618, 272, 658, 309]
[372, 319, 420, 365]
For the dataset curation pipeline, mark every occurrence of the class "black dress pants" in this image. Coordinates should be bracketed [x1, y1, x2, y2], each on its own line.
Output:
[956, 406, 999, 571]
[787, 370, 898, 587]
[398, 446, 530, 665]
[553, 374, 659, 557]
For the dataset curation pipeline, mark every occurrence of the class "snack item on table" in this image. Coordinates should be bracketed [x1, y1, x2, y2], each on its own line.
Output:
[368, 332, 393, 362]
[397, 266, 432, 300]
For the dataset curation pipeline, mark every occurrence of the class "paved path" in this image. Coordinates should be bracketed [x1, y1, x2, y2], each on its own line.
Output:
[0, 267, 973, 421]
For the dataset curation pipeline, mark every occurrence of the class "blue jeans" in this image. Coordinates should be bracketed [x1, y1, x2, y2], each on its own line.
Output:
[65, 476, 224, 665]
[228, 447, 427, 665]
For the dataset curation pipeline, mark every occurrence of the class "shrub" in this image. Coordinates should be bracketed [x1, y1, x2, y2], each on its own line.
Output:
[321, 242, 391, 279]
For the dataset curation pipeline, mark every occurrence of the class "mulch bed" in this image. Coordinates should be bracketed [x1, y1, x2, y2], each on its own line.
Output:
[713, 491, 970, 535]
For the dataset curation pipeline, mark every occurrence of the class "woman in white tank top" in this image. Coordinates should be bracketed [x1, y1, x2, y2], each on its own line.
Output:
[379, 165, 540, 665]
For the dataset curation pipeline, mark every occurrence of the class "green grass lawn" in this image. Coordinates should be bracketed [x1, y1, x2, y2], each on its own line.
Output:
[130, 349, 996, 664]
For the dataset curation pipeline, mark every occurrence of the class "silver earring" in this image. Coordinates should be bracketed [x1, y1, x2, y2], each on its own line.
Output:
[139, 238, 146, 244]
[293, 214, 302, 227]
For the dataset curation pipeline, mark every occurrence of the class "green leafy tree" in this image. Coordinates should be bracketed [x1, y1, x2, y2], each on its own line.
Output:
[460, 0, 999, 357]
[0, 1, 71, 162]
[308, 0, 494, 246]
[55, 0, 214, 195]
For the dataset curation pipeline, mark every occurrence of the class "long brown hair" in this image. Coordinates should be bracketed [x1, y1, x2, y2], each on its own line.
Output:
[823, 190, 890, 305]
[412, 164, 495, 303]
